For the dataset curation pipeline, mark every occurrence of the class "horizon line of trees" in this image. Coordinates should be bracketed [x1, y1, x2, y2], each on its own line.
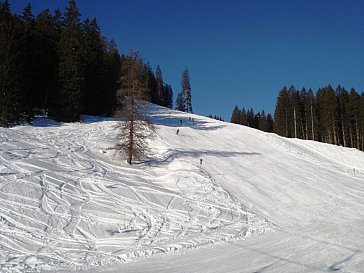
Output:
[274, 85, 364, 151]
[231, 85, 364, 152]
[0, 0, 177, 127]
[231, 106, 274, 133]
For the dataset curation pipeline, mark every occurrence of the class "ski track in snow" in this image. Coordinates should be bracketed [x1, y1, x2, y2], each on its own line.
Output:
[1, 107, 364, 273]
[0, 113, 271, 272]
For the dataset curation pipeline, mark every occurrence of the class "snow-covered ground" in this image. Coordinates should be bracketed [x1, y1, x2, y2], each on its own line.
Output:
[0, 105, 363, 272]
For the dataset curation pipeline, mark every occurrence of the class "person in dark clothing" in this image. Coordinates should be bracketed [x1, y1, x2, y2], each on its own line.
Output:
[176, 129, 180, 135]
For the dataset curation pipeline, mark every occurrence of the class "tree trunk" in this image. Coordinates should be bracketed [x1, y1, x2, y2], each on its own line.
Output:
[310, 101, 315, 141]
[332, 119, 337, 145]
[294, 107, 297, 138]
[127, 119, 134, 165]
[342, 121, 346, 147]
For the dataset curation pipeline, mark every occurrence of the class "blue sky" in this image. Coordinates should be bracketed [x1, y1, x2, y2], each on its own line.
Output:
[10, 0, 364, 120]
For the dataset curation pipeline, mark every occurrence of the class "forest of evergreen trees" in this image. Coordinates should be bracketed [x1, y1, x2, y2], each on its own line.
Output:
[231, 85, 364, 152]
[0, 0, 174, 127]
[231, 106, 274, 133]
[274, 85, 364, 151]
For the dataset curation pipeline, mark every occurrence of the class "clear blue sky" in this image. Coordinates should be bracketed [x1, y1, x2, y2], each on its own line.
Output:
[10, 0, 364, 121]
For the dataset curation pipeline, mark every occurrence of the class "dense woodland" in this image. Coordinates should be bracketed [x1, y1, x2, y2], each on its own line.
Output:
[0, 0, 174, 127]
[231, 106, 274, 133]
[231, 85, 364, 152]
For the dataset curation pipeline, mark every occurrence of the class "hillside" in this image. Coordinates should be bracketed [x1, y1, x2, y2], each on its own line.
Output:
[0, 105, 363, 273]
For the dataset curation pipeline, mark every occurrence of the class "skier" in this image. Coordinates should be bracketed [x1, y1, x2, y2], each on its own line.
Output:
[176, 129, 180, 135]
[200, 158, 203, 167]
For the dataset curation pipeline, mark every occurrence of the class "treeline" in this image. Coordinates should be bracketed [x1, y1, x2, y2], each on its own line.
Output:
[231, 106, 273, 132]
[230, 85, 364, 151]
[0, 0, 173, 127]
[208, 115, 224, 122]
[274, 85, 364, 150]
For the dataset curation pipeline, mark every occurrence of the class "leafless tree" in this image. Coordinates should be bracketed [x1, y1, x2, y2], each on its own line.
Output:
[115, 50, 154, 165]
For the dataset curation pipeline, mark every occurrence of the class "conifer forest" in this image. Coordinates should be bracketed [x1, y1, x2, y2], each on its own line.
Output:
[0, 0, 174, 127]
[231, 85, 364, 152]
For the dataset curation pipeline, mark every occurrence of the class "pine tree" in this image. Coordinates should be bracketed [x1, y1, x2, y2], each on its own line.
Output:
[0, 1, 31, 126]
[230, 105, 240, 124]
[116, 50, 154, 165]
[301, 88, 317, 140]
[316, 85, 337, 144]
[274, 86, 289, 137]
[181, 69, 192, 113]
[82, 17, 105, 115]
[247, 108, 255, 127]
[164, 84, 173, 109]
[33, 8, 62, 111]
[20, 3, 37, 110]
[348, 88, 361, 149]
[266, 113, 274, 132]
[240, 107, 248, 126]
[155, 64, 164, 105]
[54, 0, 84, 121]
[288, 86, 302, 138]
[145, 64, 157, 104]
[102, 39, 120, 115]
[335, 86, 349, 147]
[175, 91, 185, 112]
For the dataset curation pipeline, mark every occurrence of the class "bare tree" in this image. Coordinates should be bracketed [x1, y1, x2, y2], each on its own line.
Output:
[115, 50, 154, 165]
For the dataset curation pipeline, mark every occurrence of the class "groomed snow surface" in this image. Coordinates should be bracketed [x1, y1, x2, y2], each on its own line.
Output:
[0, 104, 363, 273]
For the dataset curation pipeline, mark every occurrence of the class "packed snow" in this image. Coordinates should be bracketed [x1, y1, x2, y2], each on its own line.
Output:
[0, 104, 363, 272]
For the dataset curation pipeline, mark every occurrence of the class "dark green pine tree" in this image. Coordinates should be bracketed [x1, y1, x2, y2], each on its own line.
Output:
[247, 108, 255, 127]
[102, 38, 120, 115]
[316, 85, 338, 144]
[163, 84, 173, 109]
[240, 107, 248, 125]
[0, 1, 31, 126]
[348, 88, 361, 149]
[82, 17, 105, 115]
[33, 8, 62, 111]
[335, 85, 349, 147]
[175, 91, 186, 112]
[274, 86, 289, 137]
[302, 88, 317, 141]
[54, 0, 84, 122]
[181, 69, 192, 113]
[20, 3, 38, 110]
[266, 113, 274, 132]
[230, 105, 240, 124]
[258, 110, 270, 132]
[155, 64, 164, 105]
[145, 64, 156, 103]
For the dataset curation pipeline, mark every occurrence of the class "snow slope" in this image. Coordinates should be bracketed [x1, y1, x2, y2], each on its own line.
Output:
[0, 105, 363, 272]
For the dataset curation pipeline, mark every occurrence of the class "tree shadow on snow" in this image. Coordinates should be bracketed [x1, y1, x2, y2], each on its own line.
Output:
[138, 149, 260, 167]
